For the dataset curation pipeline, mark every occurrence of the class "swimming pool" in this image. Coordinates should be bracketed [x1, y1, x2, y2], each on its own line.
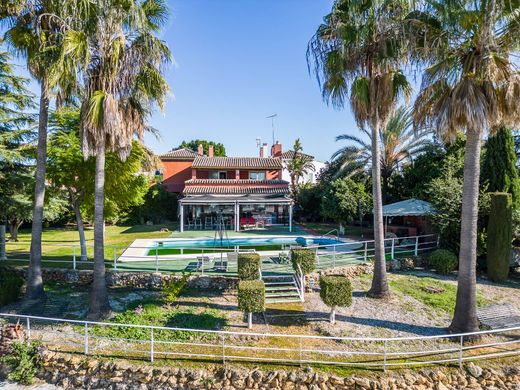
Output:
[146, 236, 343, 256]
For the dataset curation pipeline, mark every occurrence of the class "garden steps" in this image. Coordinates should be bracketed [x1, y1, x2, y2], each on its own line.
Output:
[262, 274, 302, 304]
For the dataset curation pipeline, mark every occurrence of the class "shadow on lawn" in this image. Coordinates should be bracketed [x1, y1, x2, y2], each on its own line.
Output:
[120, 224, 178, 234]
[264, 305, 446, 336]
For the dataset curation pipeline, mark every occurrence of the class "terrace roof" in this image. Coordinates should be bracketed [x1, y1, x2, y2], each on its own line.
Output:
[191, 156, 282, 169]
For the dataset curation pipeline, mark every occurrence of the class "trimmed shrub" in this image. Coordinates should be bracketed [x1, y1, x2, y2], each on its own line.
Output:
[0, 272, 24, 306]
[487, 192, 513, 282]
[429, 249, 458, 275]
[238, 280, 265, 329]
[290, 248, 316, 275]
[237, 253, 261, 280]
[319, 275, 352, 324]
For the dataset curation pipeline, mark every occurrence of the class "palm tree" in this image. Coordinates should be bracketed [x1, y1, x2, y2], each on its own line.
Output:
[1, 0, 81, 301]
[332, 107, 432, 203]
[308, 0, 411, 298]
[285, 138, 315, 196]
[50, 0, 171, 319]
[407, 0, 520, 332]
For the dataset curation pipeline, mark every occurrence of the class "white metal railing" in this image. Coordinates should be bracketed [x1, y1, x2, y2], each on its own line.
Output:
[1, 313, 519, 370]
[1, 234, 439, 275]
[294, 263, 305, 302]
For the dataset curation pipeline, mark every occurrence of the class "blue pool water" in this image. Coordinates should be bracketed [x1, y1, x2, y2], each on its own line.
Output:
[153, 236, 341, 249]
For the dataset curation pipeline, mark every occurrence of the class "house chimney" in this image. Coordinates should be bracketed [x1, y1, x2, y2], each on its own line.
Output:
[208, 145, 214, 157]
[271, 141, 282, 158]
[260, 143, 269, 158]
[197, 144, 204, 156]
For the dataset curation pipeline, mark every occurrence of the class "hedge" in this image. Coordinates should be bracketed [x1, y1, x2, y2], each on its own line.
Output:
[290, 248, 316, 275]
[237, 253, 261, 280]
[487, 192, 513, 282]
[429, 249, 458, 275]
[319, 275, 352, 308]
[0, 272, 24, 306]
[237, 280, 265, 313]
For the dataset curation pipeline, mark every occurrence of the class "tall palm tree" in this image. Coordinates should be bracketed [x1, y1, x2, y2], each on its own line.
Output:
[407, 0, 520, 332]
[50, 0, 171, 319]
[285, 138, 315, 196]
[332, 107, 432, 202]
[308, 0, 411, 298]
[1, 0, 81, 301]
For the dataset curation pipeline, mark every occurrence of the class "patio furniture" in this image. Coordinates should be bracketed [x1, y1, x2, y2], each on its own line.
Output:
[187, 219, 194, 230]
[195, 218, 202, 230]
[196, 255, 213, 272]
[205, 217, 214, 230]
[278, 251, 289, 264]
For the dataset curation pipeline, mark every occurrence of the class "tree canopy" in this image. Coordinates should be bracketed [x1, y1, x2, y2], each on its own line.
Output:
[177, 140, 226, 156]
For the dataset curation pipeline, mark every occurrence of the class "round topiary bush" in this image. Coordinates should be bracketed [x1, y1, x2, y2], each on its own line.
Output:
[237, 253, 261, 280]
[319, 275, 352, 324]
[237, 280, 265, 329]
[429, 249, 458, 275]
[290, 248, 316, 275]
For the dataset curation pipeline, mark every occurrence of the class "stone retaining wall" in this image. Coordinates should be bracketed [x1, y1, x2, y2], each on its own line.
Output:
[33, 351, 520, 389]
[0, 266, 237, 290]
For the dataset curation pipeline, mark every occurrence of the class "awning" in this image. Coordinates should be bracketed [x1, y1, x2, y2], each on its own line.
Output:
[179, 194, 293, 205]
[382, 198, 434, 217]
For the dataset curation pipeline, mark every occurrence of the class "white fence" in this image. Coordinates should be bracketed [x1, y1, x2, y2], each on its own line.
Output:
[1, 313, 519, 370]
[1, 234, 439, 275]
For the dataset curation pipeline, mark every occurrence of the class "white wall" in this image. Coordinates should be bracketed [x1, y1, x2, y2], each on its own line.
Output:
[282, 159, 326, 185]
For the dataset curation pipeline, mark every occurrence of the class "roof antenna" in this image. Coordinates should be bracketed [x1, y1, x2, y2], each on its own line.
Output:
[266, 114, 277, 146]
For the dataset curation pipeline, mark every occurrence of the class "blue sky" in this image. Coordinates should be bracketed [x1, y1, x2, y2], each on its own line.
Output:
[8, 0, 366, 162]
[147, 0, 355, 161]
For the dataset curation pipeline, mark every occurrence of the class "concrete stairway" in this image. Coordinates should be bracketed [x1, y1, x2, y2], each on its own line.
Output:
[262, 274, 302, 304]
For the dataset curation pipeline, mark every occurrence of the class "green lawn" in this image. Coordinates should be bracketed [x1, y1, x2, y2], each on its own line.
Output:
[388, 274, 490, 314]
[1, 224, 307, 270]
[3, 224, 178, 267]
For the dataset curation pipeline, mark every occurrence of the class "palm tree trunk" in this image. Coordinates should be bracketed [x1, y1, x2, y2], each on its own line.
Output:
[26, 82, 49, 301]
[368, 84, 390, 299]
[73, 200, 88, 261]
[449, 130, 482, 334]
[87, 142, 111, 320]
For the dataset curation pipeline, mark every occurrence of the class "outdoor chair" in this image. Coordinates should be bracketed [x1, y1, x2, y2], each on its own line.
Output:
[196, 255, 213, 272]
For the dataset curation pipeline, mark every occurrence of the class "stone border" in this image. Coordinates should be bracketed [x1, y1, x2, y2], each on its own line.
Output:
[0, 266, 237, 290]
[25, 350, 520, 389]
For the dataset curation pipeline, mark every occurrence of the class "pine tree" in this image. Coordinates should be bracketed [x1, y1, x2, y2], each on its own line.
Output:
[482, 127, 520, 208]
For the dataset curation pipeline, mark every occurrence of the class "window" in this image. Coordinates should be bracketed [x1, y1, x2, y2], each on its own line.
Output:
[249, 171, 266, 181]
[209, 171, 227, 179]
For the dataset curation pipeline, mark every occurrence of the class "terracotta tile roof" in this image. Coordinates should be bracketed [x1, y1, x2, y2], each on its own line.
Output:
[160, 148, 199, 159]
[185, 179, 288, 185]
[192, 156, 282, 169]
[183, 185, 290, 195]
[281, 150, 314, 160]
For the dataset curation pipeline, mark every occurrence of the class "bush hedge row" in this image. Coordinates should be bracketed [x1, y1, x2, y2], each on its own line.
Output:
[237, 253, 261, 280]
[290, 248, 316, 275]
[237, 280, 265, 313]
